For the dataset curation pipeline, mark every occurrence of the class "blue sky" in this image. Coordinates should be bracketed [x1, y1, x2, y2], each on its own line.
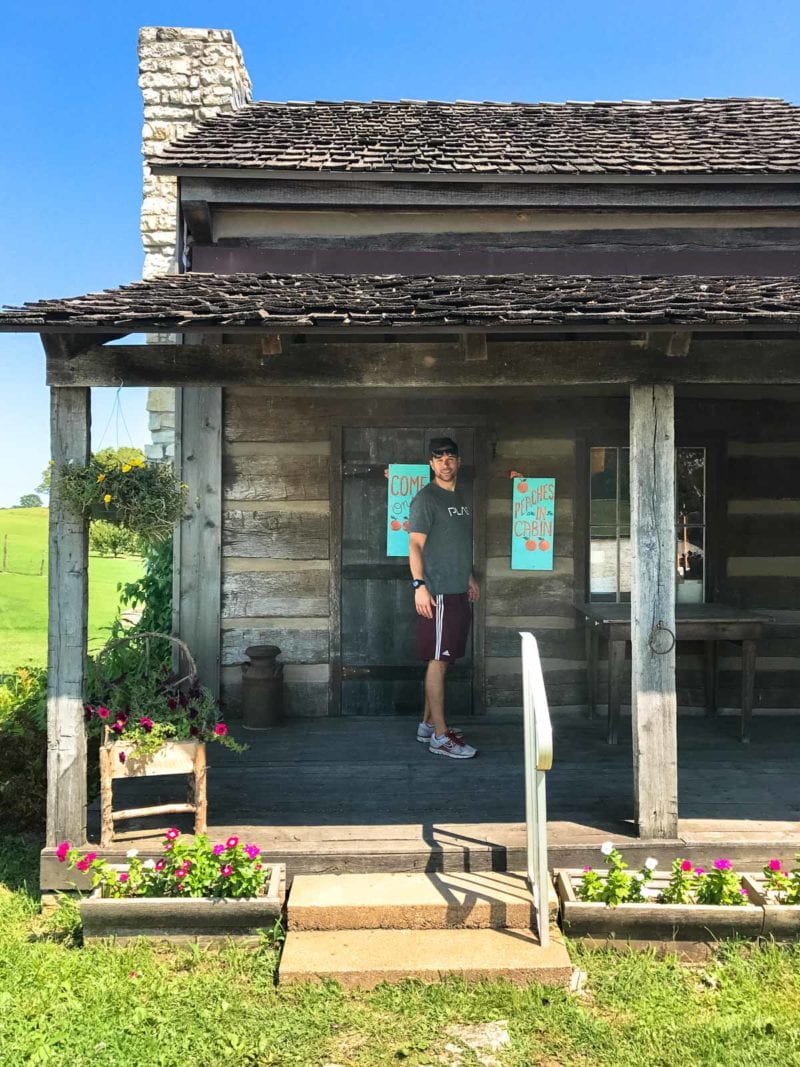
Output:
[1, 0, 799, 507]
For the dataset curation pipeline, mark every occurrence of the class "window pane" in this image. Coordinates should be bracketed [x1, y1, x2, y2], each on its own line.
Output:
[590, 448, 618, 526]
[618, 449, 630, 526]
[619, 525, 631, 594]
[590, 525, 618, 598]
[676, 448, 705, 525]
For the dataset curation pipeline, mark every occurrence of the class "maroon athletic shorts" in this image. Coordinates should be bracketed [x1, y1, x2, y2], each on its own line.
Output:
[416, 592, 472, 662]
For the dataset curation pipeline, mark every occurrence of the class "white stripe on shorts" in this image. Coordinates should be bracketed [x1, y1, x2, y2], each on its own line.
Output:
[435, 594, 444, 659]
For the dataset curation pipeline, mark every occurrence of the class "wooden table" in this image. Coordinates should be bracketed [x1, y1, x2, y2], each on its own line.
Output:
[576, 603, 770, 745]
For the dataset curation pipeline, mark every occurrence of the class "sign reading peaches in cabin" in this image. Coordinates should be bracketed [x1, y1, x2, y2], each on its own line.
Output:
[512, 477, 555, 571]
[387, 464, 430, 556]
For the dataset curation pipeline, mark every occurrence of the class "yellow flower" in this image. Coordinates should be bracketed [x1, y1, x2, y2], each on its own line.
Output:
[122, 464, 132, 473]
[132, 458, 145, 468]
[103, 494, 112, 504]
[96, 473, 106, 483]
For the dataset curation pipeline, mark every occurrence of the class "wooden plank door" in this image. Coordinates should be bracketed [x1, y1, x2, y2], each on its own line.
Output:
[341, 426, 475, 716]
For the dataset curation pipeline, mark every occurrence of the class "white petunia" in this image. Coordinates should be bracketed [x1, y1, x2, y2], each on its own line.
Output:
[633, 872, 644, 881]
[143, 859, 156, 870]
[644, 857, 658, 871]
[126, 848, 139, 859]
[600, 841, 614, 856]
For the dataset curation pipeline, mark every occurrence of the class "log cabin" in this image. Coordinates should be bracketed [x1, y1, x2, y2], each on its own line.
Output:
[3, 28, 800, 887]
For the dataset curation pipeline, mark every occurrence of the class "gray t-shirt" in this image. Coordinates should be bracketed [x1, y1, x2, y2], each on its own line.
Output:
[408, 482, 473, 595]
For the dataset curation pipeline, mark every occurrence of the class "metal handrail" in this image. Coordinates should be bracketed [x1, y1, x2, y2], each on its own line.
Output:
[520, 631, 553, 947]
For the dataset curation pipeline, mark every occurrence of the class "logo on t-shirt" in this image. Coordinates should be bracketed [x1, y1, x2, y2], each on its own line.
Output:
[448, 506, 470, 516]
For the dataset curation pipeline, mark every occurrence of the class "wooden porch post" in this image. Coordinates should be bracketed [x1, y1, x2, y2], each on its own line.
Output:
[629, 384, 678, 839]
[47, 386, 91, 847]
[173, 387, 222, 695]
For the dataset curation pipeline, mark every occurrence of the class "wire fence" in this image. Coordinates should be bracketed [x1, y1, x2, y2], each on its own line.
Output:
[0, 534, 46, 577]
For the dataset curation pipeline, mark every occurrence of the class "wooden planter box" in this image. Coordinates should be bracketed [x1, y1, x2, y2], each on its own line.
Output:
[556, 869, 763, 943]
[80, 862, 284, 945]
[100, 737, 207, 845]
[742, 875, 800, 939]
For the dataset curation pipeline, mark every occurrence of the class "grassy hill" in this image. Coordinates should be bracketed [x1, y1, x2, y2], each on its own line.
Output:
[0, 508, 144, 671]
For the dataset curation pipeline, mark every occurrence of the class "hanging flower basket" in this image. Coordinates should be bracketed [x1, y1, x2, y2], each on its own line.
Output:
[57, 454, 187, 543]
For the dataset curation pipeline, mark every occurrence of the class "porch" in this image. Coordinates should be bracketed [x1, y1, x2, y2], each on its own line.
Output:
[46, 710, 799, 887]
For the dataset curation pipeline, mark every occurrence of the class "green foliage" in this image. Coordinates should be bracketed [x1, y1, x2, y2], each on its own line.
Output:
[86, 632, 243, 760]
[762, 858, 800, 905]
[660, 858, 697, 904]
[695, 860, 748, 906]
[0, 667, 47, 831]
[39, 446, 146, 495]
[59, 831, 270, 899]
[576, 845, 656, 906]
[117, 537, 173, 634]
[57, 453, 186, 544]
[89, 520, 141, 558]
[16, 493, 43, 508]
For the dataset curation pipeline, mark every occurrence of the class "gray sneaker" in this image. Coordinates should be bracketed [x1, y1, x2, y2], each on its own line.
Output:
[417, 722, 465, 744]
[429, 730, 477, 759]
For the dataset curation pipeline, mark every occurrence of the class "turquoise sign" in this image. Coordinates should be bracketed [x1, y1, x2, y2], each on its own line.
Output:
[387, 464, 430, 556]
[511, 476, 556, 571]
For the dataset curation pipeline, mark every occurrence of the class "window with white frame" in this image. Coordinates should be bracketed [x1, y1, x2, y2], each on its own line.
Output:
[589, 447, 706, 603]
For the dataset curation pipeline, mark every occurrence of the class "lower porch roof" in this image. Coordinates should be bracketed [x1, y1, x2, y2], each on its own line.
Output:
[4, 272, 800, 334]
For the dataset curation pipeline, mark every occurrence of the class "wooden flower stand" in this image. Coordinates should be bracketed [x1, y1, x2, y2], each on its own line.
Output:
[99, 735, 207, 847]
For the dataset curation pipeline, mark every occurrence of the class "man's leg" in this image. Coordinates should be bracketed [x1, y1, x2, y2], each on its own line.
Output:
[425, 660, 448, 737]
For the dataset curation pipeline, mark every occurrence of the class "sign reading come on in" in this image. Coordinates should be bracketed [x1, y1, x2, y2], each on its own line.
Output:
[511, 476, 556, 571]
[386, 464, 430, 556]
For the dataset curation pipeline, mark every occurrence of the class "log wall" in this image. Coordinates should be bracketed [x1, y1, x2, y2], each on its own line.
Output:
[219, 386, 800, 718]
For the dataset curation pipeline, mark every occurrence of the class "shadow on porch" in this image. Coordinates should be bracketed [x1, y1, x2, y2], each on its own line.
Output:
[87, 711, 800, 875]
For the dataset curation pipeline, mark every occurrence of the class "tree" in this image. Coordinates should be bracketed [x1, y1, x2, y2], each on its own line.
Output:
[38, 445, 146, 494]
[16, 494, 43, 508]
[89, 521, 141, 558]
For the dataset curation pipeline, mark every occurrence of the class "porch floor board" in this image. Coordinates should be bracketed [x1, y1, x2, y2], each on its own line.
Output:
[76, 713, 800, 877]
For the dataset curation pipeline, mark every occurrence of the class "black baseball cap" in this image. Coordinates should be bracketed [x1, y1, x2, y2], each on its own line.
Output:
[428, 436, 459, 457]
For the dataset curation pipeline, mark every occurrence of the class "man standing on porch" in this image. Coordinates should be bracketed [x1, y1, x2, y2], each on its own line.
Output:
[409, 437, 480, 759]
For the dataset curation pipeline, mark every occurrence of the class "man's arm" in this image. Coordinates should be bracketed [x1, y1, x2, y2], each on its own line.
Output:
[409, 532, 435, 619]
[468, 573, 481, 602]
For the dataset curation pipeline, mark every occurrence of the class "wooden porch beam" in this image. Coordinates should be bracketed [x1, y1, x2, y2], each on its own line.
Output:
[173, 387, 223, 697]
[46, 338, 800, 388]
[630, 384, 678, 839]
[47, 387, 91, 847]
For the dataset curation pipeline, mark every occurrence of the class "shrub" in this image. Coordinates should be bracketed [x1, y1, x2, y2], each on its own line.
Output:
[89, 520, 141, 558]
[0, 668, 47, 831]
[116, 537, 173, 634]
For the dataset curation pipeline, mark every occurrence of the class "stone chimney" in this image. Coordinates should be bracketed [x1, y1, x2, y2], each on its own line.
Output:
[138, 27, 252, 461]
[139, 26, 252, 279]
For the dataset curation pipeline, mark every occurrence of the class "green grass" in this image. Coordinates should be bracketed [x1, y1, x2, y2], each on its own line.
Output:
[2, 838, 800, 1066]
[0, 509, 143, 671]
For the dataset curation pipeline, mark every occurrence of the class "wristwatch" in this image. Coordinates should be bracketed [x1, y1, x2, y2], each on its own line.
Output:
[411, 579, 426, 589]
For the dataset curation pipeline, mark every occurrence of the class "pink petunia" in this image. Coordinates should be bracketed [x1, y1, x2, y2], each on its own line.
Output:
[681, 860, 693, 872]
[175, 869, 187, 879]
[155, 860, 165, 872]
[225, 836, 239, 850]
[119, 872, 129, 883]
[111, 723, 124, 734]
[245, 844, 260, 859]
[96, 706, 110, 719]
[167, 698, 178, 711]
[165, 828, 180, 841]
[768, 859, 782, 871]
[214, 723, 228, 737]
[255, 863, 263, 871]
[163, 841, 174, 852]
[138, 716, 154, 733]
[56, 841, 70, 863]
[220, 864, 234, 878]
[119, 751, 126, 764]
[713, 858, 732, 871]
[213, 844, 225, 856]
[76, 858, 91, 872]
[695, 867, 706, 876]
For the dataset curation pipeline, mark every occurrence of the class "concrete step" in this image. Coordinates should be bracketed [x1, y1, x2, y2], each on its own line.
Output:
[287, 870, 553, 931]
[278, 926, 573, 987]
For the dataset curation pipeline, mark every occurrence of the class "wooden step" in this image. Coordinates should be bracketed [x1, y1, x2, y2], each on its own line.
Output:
[278, 926, 573, 987]
[288, 870, 547, 931]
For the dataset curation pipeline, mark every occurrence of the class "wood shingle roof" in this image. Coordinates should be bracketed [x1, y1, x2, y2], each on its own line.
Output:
[6, 273, 800, 332]
[150, 98, 800, 176]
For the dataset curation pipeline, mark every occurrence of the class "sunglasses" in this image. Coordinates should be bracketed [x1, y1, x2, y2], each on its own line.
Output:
[431, 449, 458, 459]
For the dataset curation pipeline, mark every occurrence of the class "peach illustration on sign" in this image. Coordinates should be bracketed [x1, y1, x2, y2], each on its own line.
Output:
[517, 480, 529, 493]
[402, 520, 409, 531]
[390, 520, 402, 531]
[539, 539, 550, 551]
[525, 539, 538, 551]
